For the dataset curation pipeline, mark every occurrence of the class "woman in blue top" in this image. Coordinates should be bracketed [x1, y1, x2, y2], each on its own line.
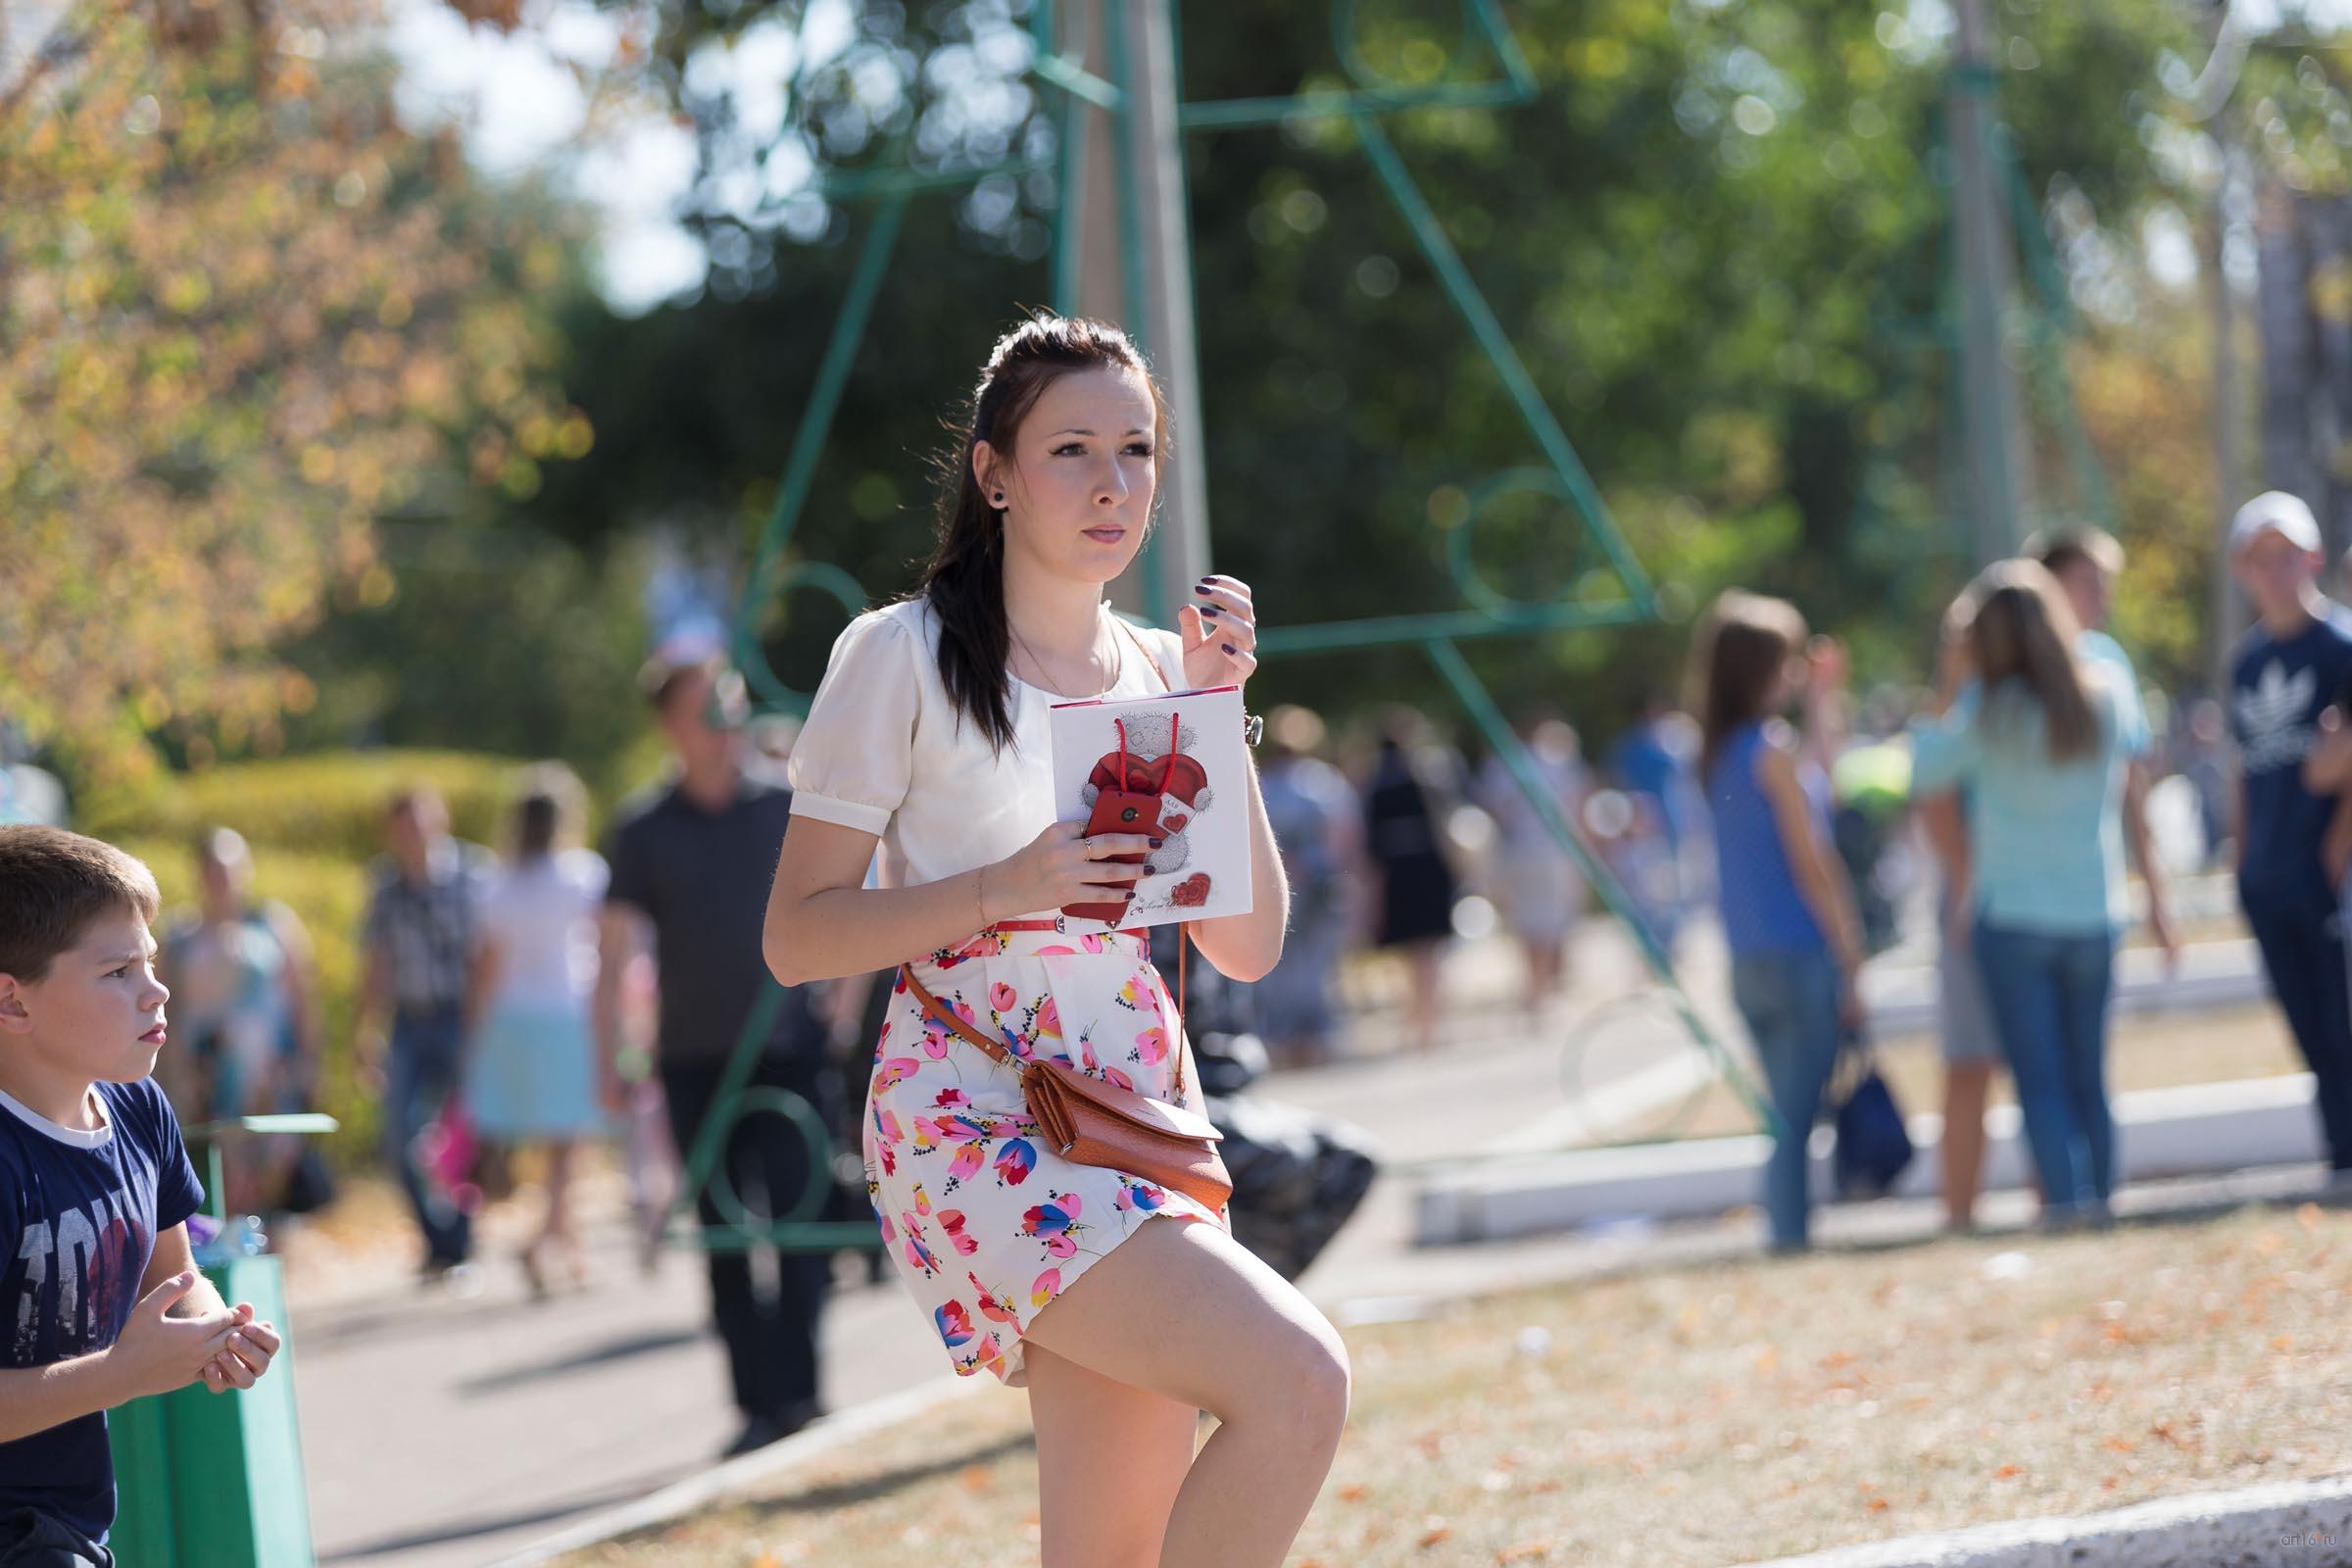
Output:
[1911, 561, 2133, 1225]
[1692, 591, 1866, 1250]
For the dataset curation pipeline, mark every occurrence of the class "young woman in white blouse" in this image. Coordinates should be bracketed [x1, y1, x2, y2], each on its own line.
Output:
[762, 315, 1346, 1568]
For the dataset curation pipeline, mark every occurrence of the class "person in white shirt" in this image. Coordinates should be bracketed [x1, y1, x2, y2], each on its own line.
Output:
[463, 764, 609, 1296]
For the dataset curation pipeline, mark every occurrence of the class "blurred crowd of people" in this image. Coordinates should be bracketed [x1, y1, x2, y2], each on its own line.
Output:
[1250, 699, 1711, 1064]
[141, 654, 836, 1456]
[123, 494, 2352, 1456]
[1689, 498, 2352, 1251]
[161, 515, 2264, 1261]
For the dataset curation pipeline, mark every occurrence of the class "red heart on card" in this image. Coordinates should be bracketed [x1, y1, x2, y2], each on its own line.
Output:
[1159, 811, 1191, 835]
[1169, 872, 1211, 907]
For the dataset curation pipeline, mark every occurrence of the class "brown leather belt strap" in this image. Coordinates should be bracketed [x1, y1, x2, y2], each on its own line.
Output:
[898, 955, 1189, 1097]
[898, 964, 1016, 1069]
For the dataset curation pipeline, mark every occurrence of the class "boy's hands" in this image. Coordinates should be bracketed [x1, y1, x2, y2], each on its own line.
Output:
[110, 1272, 285, 1399]
[108, 1273, 241, 1400]
[198, 1307, 281, 1394]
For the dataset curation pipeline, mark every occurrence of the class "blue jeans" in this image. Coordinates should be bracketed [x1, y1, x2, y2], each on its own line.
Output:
[1731, 949, 1843, 1249]
[384, 1004, 473, 1264]
[1972, 920, 2116, 1215]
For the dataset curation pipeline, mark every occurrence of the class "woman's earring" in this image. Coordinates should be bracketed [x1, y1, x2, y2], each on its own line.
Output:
[992, 492, 1006, 508]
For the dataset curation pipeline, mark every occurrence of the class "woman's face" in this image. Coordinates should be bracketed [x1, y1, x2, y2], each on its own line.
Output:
[977, 366, 1157, 587]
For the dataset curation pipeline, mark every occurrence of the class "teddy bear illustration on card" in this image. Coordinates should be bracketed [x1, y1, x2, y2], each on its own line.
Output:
[1079, 710, 1214, 906]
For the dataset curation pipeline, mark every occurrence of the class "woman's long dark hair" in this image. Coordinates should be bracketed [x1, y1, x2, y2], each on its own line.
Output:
[1962, 560, 2096, 762]
[920, 315, 1168, 753]
[1689, 589, 1808, 782]
[510, 761, 585, 864]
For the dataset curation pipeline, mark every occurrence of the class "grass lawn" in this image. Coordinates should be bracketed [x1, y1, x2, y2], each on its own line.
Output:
[560, 1200, 2352, 1568]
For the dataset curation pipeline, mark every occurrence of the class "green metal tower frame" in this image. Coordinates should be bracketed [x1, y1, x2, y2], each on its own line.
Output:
[678, 0, 1781, 1257]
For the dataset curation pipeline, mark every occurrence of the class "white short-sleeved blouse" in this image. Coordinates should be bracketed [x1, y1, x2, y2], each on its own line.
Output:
[787, 598, 1187, 919]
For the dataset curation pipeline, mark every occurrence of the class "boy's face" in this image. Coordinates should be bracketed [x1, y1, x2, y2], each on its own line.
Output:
[2235, 530, 2321, 621]
[0, 908, 171, 1085]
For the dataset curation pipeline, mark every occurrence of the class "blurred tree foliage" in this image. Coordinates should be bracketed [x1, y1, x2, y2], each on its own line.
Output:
[270, 523, 655, 796]
[536, 0, 2276, 750]
[0, 0, 589, 794]
[22, 0, 2350, 787]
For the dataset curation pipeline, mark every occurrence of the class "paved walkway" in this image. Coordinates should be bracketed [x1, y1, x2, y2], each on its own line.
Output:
[291, 913, 2274, 1566]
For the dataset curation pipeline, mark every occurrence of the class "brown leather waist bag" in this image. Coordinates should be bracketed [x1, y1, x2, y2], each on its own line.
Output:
[896, 962, 1233, 1214]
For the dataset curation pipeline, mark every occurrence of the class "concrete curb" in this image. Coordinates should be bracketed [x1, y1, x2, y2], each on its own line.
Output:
[485, 1373, 983, 1567]
[1861, 937, 2263, 1037]
[1746, 1473, 2352, 1567]
[1418, 1072, 2325, 1244]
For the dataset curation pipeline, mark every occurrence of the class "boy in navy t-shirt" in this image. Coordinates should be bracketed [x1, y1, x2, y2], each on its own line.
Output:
[2227, 493, 2352, 1172]
[0, 827, 280, 1565]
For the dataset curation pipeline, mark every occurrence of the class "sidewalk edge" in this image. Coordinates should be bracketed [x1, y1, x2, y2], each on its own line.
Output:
[1746, 1472, 2352, 1567]
[484, 1373, 986, 1567]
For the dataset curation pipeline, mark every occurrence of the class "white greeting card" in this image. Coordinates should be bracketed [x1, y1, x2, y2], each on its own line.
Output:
[1048, 683, 1254, 928]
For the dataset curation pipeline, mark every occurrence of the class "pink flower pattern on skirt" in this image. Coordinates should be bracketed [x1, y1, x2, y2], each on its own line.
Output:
[863, 925, 1225, 1385]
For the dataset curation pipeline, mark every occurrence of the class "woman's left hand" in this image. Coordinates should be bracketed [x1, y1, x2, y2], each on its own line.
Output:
[1180, 573, 1259, 690]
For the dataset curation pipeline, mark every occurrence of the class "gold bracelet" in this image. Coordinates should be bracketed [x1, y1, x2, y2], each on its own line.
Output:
[972, 865, 991, 931]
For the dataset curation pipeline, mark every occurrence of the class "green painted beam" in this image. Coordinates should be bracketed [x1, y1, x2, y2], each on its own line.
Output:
[1423, 636, 1782, 1138]
[1257, 599, 1654, 656]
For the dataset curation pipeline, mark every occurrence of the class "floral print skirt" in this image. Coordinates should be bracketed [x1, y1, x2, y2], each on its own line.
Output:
[863, 923, 1226, 1386]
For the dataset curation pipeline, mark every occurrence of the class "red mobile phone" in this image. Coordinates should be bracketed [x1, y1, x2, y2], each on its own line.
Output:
[1061, 787, 1162, 922]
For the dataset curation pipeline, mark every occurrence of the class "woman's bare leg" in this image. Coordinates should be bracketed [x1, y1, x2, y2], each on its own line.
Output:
[1405, 940, 1445, 1052]
[1940, 1062, 1993, 1230]
[540, 1140, 575, 1244]
[1520, 935, 1562, 1016]
[541, 1139, 590, 1284]
[1021, 1216, 1349, 1568]
[1027, 1344, 1200, 1568]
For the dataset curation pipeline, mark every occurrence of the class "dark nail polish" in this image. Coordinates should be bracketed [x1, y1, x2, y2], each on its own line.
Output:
[1194, 582, 1211, 593]
[1222, 642, 1238, 655]
[1143, 861, 1158, 874]
[1148, 837, 1164, 848]
[1200, 607, 1218, 618]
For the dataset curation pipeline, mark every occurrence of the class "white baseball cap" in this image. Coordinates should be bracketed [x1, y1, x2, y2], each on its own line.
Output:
[2230, 490, 2323, 556]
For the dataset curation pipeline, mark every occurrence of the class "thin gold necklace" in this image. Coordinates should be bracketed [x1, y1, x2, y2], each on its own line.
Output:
[1010, 605, 1121, 698]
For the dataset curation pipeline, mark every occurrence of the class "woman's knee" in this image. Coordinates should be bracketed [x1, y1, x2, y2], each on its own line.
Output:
[1301, 1306, 1351, 1409]
[1231, 1307, 1350, 1447]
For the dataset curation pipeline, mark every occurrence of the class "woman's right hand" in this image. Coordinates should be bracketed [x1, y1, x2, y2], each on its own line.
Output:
[982, 821, 1162, 918]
